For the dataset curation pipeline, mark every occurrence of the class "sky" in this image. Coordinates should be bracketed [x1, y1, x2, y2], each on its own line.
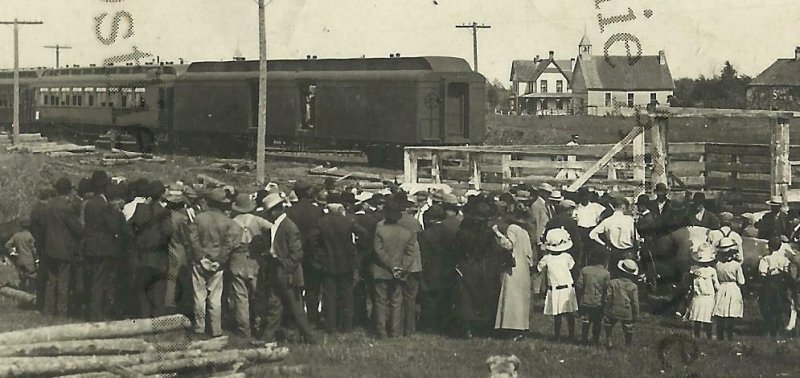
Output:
[1, 0, 799, 84]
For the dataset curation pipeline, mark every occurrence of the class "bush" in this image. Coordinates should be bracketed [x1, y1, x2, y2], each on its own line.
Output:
[0, 154, 49, 223]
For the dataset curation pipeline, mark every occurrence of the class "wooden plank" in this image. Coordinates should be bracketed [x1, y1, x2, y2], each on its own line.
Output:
[500, 154, 511, 191]
[469, 152, 481, 190]
[568, 126, 644, 191]
[633, 130, 646, 183]
[706, 144, 770, 156]
[656, 106, 797, 118]
[705, 177, 769, 192]
[430, 151, 442, 184]
[705, 162, 771, 174]
[403, 149, 418, 184]
[651, 117, 668, 187]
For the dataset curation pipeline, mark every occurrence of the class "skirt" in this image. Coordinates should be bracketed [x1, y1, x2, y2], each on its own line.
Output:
[543, 286, 578, 316]
[688, 294, 715, 323]
[713, 282, 743, 318]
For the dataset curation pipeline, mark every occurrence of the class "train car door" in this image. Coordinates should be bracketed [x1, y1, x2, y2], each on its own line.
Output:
[444, 82, 468, 139]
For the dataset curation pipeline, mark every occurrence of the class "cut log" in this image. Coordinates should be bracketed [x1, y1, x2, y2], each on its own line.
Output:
[0, 287, 36, 304]
[0, 314, 191, 345]
[154, 336, 229, 352]
[54, 347, 288, 378]
[0, 338, 154, 357]
[0, 349, 204, 377]
[197, 173, 229, 188]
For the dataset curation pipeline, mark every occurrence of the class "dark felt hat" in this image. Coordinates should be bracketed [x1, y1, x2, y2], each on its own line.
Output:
[54, 177, 73, 194]
[425, 204, 446, 222]
[384, 201, 403, 223]
[90, 170, 111, 192]
[654, 182, 669, 194]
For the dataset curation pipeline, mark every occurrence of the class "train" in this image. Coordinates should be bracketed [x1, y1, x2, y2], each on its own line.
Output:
[0, 56, 487, 163]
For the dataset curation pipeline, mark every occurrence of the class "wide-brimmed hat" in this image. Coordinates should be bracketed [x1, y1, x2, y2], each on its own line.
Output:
[544, 227, 573, 252]
[539, 183, 555, 194]
[719, 211, 734, 224]
[90, 170, 110, 192]
[514, 190, 532, 202]
[618, 259, 639, 276]
[206, 188, 231, 204]
[692, 242, 717, 263]
[263, 193, 285, 211]
[232, 193, 257, 213]
[425, 204, 446, 222]
[54, 177, 73, 194]
[716, 237, 738, 251]
[560, 199, 577, 209]
[654, 183, 669, 195]
[383, 201, 403, 223]
[767, 196, 783, 206]
[355, 191, 374, 204]
[165, 183, 185, 203]
[548, 190, 564, 202]
[441, 193, 459, 205]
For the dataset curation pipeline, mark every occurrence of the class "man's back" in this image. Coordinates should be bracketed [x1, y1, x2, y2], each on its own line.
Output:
[316, 213, 361, 273]
[190, 210, 241, 264]
[83, 195, 124, 257]
[43, 196, 82, 260]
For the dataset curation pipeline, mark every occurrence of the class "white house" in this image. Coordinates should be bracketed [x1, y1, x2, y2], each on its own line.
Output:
[509, 51, 574, 115]
[570, 34, 674, 115]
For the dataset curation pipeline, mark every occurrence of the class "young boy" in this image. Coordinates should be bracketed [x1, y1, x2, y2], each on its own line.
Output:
[576, 252, 610, 346]
[604, 259, 640, 348]
[3, 219, 38, 292]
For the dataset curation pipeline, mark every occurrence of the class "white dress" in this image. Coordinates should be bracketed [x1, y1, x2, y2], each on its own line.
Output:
[713, 261, 745, 318]
[687, 266, 719, 323]
[537, 252, 578, 316]
[495, 225, 533, 330]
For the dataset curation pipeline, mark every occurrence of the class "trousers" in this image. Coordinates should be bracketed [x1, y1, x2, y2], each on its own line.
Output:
[258, 263, 315, 342]
[85, 257, 116, 321]
[402, 273, 420, 336]
[191, 264, 224, 336]
[229, 272, 258, 337]
[322, 272, 355, 333]
[374, 279, 403, 337]
[303, 265, 323, 327]
[42, 258, 72, 317]
[136, 266, 167, 318]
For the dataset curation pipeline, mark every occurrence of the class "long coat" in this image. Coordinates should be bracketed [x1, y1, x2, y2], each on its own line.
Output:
[756, 211, 790, 241]
[42, 196, 82, 261]
[419, 221, 454, 291]
[372, 221, 416, 280]
[286, 200, 323, 270]
[83, 195, 125, 258]
[495, 224, 533, 330]
[313, 212, 367, 274]
[266, 216, 305, 287]
[129, 202, 173, 270]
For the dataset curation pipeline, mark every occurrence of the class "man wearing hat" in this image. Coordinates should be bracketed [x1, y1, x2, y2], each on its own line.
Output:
[40, 177, 83, 317]
[285, 179, 325, 329]
[527, 185, 552, 254]
[163, 183, 194, 316]
[257, 193, 318, 344]
[635, 195, 659, 290]
[688, 193, 720, 230]
[229, 193, 273, 338]
[393, 192, 424, 336]
[756, 196, 791, 241]
[589, 197, 637, 268]
[82, 170, 126, 321]
[708, 212, 743, 262]
[353, 192, 383, 329]
[574, 188, 607, 266]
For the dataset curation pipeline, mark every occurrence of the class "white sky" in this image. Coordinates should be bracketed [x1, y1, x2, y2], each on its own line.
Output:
[1, 0, 798, 84]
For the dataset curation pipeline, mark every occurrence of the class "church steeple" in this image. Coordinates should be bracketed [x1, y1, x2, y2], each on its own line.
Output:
[578, 32, 592, 58]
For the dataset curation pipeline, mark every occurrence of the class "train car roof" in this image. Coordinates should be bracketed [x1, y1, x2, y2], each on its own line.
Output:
[186, 56, 474, 73]
[39, 65, 184, 77]
[0, 70, 39, 79]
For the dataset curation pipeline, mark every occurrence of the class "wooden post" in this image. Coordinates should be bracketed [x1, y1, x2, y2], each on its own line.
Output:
[651, 116, 669, 189]
[632, 127, 646, 185]
[469, 152, 481, 190]
[772, 115, 791, 203]
[431, 151, 442, 184]
[256, 0, 267, 185]
[500, 153, 512, 191]
[403, 149, 418, 184]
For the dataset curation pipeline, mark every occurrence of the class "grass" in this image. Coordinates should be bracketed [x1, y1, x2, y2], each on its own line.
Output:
[2, 293, 800, 378]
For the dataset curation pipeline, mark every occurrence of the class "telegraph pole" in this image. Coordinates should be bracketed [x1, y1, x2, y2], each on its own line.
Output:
[44, 44, 72, 68]
[256, 0, 267, 185]
[455, 22, 491, 72]
[0, 19, 44, 145]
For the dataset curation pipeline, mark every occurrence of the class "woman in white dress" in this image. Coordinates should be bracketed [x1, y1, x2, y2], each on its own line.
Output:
[494, 209, 534, 338]
[537, 227, 579, 342]
[713, 237, 745, 341]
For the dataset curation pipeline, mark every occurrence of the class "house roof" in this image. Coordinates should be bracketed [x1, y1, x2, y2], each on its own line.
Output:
[575, 55, 674, 91]
[750, 58, 800, 86]
[510, 58, 573, 82]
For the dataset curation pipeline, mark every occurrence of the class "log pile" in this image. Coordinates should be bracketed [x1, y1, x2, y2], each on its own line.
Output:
[0, 315, 291, 377]
[100, 148, 167, 166]
[1, 133, 96, 155]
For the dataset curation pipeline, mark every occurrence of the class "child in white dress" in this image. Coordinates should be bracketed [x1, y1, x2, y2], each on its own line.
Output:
[713, 237, 745, 341]
[537, 228, 579, 342]
[686, 242, 719, 339]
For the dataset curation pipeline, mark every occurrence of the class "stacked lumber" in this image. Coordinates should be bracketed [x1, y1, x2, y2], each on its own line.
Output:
[308, 165, 390, 183]
[1, 133, 96, 155]
[101, 148, 166, 165]
[0, 315, 291, 377]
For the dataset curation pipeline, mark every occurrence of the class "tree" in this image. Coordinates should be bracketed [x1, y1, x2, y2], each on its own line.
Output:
[672, 61, 751, 109]
[487, 79, 511, 112]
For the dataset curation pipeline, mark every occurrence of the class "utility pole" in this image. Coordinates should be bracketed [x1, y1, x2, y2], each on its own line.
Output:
[455, 22, 491, 72]
[256, 0, 267, 185]
[44, 44, 72, 68]
[0, 19, 43, 145]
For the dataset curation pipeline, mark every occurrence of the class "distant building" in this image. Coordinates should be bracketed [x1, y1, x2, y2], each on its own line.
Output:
[747, 47, 800, 111]
[509, 51, 575, 115]
[570, 34, 674, 115]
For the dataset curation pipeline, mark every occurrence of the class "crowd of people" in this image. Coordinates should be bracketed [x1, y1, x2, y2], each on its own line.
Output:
[5, 172, 800, 346]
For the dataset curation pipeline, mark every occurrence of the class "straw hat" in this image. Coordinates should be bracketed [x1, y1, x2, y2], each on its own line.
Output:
[539, 183, 555, 194]
[206, 188, 230, 204]
[262, 193, 285, 211]
[548, 190, 564, 202]
[165, 183, 185, 203]
[716, 237, 738, 252]
[692, 242, 717, 263]
[767, 196, 783, 206]
[617, 259, 639, 276]
[544, 227, 573, 252]
[560, 199, 577, 209]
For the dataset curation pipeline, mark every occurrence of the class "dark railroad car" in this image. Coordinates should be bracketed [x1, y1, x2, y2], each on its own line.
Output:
[30, 65, 181, 150]
[172, 56, 486, 160]
[0, 70, 39, 133]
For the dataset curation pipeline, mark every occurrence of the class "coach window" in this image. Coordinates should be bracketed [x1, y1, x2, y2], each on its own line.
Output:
[627, 93, 634, 107]
[604, 93, 612, 107]
[650, 92, 657, 104]
[88, 94, 95, 107]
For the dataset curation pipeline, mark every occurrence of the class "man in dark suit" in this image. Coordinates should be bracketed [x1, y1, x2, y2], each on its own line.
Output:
[41, 177, 83, 317]
[29, 188, 53, 311]
[82, 171, 126, 321]
[635, 195, 659, 291]
[687, 193, 720, 230]
[353, 194, 382, 329]
[310, 194, 367, 334]
[259, 193, 318, 344]
[418, 205, 454, 333]
[757, 197, 791, 241]
[286, 180, 324, 329]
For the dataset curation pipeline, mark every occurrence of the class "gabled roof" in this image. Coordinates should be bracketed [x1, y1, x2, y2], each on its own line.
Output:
[574, 55, 674, 91]
[510, 58, 573, 82]
[750, 58, 800, 86]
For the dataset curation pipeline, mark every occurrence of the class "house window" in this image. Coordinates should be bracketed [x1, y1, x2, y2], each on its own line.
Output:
[650, 93, 657, 104]
[541, 100, 548, 110]
[556, 80, 563, 93]
[88, 95, 94, 107]
[627, 93, 634, 107]
[556, 100, 563, 110]
[540, 80, 548, 93]
[604, 93, 612, 106]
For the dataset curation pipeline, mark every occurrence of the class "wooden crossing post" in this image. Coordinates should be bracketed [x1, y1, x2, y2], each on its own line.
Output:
[632, 127, 646, 184]
[500, 154, 512, 191]
[403, 149, 418, 184]
[567, 126, 644, 192]
[772, 114, 792, 204]
[431, 151, 442, 184]
[651, 115, 669, 188]
[469, 152, 481, 190]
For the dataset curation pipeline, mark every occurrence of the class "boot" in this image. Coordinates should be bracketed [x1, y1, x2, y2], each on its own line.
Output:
[581, 322, 591, 345]
[604, 326, 613, 348]
[624, 331, 633, 347]
[567, 315, 576, 342]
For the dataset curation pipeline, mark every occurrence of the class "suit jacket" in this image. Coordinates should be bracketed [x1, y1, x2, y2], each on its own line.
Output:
[372, 221, 416, 280]
[267, 216, 305, 287]
[398, 213, 423, 273]
[129, 202, 173, 269]
[756, 211, 790, 241]
[419, 221, 454, 291]
[313, 212, 367, 274]
[42, 196, 82, 261]
[83, 194, 125, 257]
[355, 211, 381, 276]
[688, 210, 720, 230]
[286, 199, 323, 269]
[527, 197, 551, 246]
